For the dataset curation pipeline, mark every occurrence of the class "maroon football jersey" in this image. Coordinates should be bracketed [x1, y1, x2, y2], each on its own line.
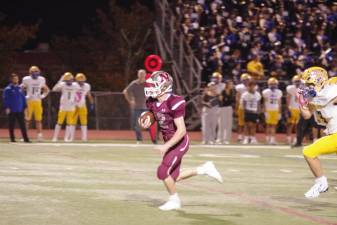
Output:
[146, 94, 186, 142]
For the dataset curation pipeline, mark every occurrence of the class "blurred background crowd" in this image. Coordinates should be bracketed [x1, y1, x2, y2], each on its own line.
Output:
[175, 0, 337, 82]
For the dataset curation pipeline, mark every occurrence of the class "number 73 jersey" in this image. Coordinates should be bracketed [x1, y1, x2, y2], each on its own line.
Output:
[262, 88, 282, 111]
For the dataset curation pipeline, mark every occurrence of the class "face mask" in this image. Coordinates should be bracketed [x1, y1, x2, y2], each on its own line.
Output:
[299, 85, 317, 99]
[31, 72, 40, 79]
[270, 85, 277, 90]
[66, 81, 73, 86]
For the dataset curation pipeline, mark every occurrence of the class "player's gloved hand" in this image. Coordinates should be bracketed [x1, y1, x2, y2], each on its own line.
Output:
[89, 104, 95, 112]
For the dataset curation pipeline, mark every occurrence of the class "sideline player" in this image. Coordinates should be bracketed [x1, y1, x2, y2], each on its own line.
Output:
[21, 66, 50, 141]
[74, 73, 94, 142]
[52, 72, 80, 142]
[140, 71, 223, 211]
[241, 80, 261, 144]
[298, 67, 337, 198]
[262, 78, 282, 144]
[235, 73, 252, 142]
[286, 75, 301, 144]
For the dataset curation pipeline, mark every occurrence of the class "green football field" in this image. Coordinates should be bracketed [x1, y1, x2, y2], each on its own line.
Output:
[1, 142, 337, 225]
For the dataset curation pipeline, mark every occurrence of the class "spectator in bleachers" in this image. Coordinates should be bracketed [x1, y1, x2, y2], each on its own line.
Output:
[247, 54, 265, 80]
[176, 1, 337, 81]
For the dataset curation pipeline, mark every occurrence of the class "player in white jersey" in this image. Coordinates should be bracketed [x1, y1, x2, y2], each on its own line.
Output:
[285, 75, 301, 144]
[74, 73, 94, 141]
[241, 80, 261, 144]
[235, 73, 252, 142]
[52, 72, 80, 142]
[298, 67, 337, 198]
[21, 66, 50, 141]
[262, 78, 282, 144]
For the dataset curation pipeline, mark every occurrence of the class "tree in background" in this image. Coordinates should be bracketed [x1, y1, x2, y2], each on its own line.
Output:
[0, 15, 38, 86]
[51, 0, 154, 91]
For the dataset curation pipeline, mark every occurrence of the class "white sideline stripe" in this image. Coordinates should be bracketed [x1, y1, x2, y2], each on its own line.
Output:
[198, 153, 260, 158]
[280, 169, 293, 173]
[171, 100, 185, 110]
[11, 143, 290, 149]
[227, 169, 240, 172]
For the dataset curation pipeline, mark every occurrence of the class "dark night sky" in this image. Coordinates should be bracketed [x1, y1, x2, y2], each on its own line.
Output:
[1, 0, 153, 44]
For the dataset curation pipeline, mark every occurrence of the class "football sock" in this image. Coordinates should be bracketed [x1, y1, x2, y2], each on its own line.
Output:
[53, 124, 61, 140]
[81, 125, 87, 141]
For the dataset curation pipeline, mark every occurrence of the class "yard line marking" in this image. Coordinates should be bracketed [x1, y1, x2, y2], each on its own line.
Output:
[11, 142, 291, 150]
[198, 153, 260, 159]
[279, 169, 293, 173]
[227, 169, 240, 172]
[284, 155, 303, 159]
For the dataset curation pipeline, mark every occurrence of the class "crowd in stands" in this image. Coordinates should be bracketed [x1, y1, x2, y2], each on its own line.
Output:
[175, 0, 337, 83]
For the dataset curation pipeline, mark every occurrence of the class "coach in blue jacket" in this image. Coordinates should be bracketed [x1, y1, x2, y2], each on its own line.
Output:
[3, 73, 30, 142]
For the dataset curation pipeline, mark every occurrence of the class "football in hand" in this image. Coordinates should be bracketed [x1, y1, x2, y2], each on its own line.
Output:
[138, 111, 155, 129]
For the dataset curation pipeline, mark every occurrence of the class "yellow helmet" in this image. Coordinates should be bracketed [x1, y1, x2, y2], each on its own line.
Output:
[29, 65, 40, 74]
[75, 73, 86, 82]
[240, 73, 251, 81]
[292, 75, 301, 82]
[63, 72, 74, 81]
[212, 71, 222, 78]
[267, 77, 279, 85]
[301, 66, 328, 92]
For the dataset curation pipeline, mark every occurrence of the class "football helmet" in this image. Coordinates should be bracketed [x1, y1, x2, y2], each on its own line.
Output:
[63, 72, 74, 84]
[211, 72, 222, 84]
[292, 74, 301, 87]
[300, 67, 328, 99]
[240, 73, 251, 81]
[268, 77, 278, 90]
[144, 71, 173, 98]
[29, 65, 41, 79]
[75, 73, 86, 82]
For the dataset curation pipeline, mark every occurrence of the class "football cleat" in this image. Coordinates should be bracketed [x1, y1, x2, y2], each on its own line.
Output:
[304, 179, 328, 198]
[159, 197, 181, 211]
[202, 161, 223, 183]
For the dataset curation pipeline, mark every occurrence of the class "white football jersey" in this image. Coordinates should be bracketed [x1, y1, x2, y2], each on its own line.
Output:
[262, 88, 282, 110]
[54, 82, 81, 111]
[310, 84, 337, 135]
[22, 76, 46, 100]
[75, 83, 91, 107]
[241, 91, 261, 112]
[286, 85, 299, 109]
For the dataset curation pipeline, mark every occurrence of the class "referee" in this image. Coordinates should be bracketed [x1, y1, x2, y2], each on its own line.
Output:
[3, 74, 30, 143]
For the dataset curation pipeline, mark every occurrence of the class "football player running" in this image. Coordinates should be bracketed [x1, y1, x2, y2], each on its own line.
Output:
[74, 73, 94, 142]
[140, 71, 223, 211]
[235, 73, 252, 142]
[262, 78, 282, 145]
[52, 72, 80, 142]
[286, 75, 301, 144]
[21, 66, 50, 141]
[298, 67, 337, 198]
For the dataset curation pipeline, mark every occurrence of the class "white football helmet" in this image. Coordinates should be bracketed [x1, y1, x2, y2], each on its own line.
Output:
[144, 71, 173, 98]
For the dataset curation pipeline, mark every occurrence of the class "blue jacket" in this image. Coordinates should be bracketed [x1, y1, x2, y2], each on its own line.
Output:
[3, 84, 27, 113]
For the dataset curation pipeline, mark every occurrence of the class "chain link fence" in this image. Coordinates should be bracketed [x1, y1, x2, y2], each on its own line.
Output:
[0, 90, 131, 130]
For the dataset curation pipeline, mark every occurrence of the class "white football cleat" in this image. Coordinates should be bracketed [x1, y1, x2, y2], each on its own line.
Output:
[250, 137, 258, 144]
[52, 138, 57, 142]
[159, 199, 181, 211]
[242, 137, 249, 144]
[37, 133, 43, 142]
[304, 179, 328, 198]
[202, 161, 223, 183]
